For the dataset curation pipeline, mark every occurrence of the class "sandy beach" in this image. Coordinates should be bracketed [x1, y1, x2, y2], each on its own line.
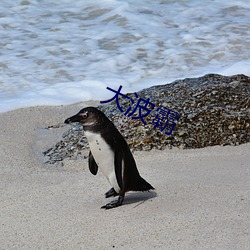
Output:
[0, 102, 249, 249]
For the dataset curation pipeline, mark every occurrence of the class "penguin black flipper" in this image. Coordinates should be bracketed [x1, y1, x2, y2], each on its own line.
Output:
[88, 151, 98, 175]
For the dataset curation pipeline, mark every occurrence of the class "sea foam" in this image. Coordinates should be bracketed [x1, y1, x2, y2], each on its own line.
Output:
[0, 0, 249, 112]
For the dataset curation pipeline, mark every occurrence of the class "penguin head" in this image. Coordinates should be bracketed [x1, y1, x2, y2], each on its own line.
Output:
[65, 107, 109, 129]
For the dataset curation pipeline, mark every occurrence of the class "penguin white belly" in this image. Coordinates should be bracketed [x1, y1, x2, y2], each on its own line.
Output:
[85, 131, 120, 193]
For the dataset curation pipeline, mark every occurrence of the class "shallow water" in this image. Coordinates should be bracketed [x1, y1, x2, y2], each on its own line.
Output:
[0, 0, 249, 112]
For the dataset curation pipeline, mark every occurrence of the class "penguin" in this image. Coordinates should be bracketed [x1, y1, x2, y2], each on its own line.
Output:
[65, 107, 154, 209]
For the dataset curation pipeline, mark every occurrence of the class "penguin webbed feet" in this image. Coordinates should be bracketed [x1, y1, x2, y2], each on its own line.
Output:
[105, 187, 118, 198]
[101, 196, 124, 209]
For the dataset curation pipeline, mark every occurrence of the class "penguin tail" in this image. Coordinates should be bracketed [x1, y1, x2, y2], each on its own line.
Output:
[131, 176, 154, 192]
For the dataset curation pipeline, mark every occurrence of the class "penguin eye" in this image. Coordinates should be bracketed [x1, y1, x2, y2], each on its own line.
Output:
[79, 112, 88, 119]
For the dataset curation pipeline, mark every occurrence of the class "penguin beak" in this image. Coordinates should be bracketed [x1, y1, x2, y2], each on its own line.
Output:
[64, 114, 81, 124]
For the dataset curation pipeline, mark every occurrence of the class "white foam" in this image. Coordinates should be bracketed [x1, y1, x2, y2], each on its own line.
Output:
[218, 60, 250, 76]
[0, 0, 249, 112]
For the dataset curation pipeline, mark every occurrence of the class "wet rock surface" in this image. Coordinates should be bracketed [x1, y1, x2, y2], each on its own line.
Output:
[44, 74, 250, 164]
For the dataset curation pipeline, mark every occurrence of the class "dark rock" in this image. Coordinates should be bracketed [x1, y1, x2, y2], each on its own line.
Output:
[43, 74, 250, 164]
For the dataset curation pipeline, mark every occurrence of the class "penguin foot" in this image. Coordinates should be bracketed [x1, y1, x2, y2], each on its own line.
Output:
[105, 187, 118, 198]
[101, 196, 124, 209]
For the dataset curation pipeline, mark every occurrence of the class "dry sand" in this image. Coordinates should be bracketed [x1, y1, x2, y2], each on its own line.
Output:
[0, 102, 249, 250]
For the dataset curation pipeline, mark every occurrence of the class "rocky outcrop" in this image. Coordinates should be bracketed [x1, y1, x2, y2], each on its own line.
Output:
[44, 74, 250, 163]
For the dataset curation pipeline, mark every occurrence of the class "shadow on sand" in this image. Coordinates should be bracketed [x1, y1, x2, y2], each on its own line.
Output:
[122, 190, 157, 208]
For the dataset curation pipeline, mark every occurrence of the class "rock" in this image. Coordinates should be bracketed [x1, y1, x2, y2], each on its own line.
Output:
[43, 74, 250, 164]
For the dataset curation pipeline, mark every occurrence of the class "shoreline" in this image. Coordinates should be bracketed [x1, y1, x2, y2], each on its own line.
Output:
[0, 103, 249, 249]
